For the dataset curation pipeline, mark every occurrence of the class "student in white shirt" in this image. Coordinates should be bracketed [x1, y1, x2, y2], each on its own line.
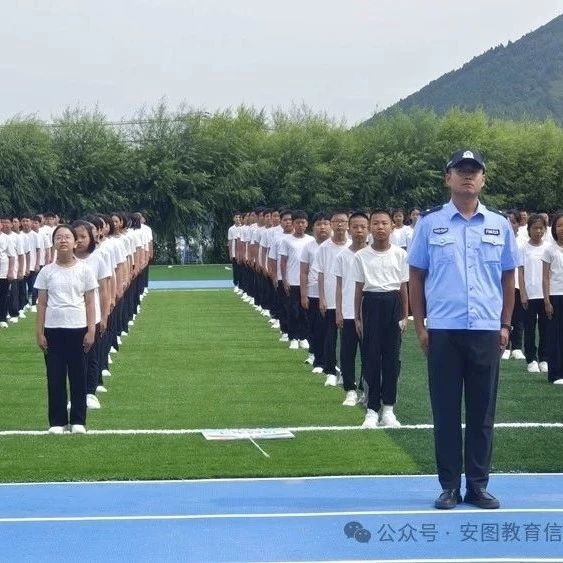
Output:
[0, 217, 16, 327]
[542, 211, 563, 385]
[519, 214, 549, 373]
[300, 212, 331, 371]
[335, 211, 369, 406]
[34, 224, 98, 434]
[354, 209, 409, 428]
[280, 210, 313, 349]
[389, 208, 412, 250]
[227, 212, 242, 292]
[313, 210, 350, 386]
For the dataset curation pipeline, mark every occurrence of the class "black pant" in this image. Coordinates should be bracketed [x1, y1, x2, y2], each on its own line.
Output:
[361, 291, 401, 412]
[86, 325, 102, 394]
[322, 309, 338, 374]
[0, 278, 8, 320]
[547, 295, 563, 383]
[341, 319, 362, 391]
[277, 281, 290, 335]
[287, 285, 308, 340]
[428, 329, 499, 491]
[510, 288, 524, 350]
[307, 297, 325, 368]
[44, 327, 88, 427]
[523, 298, 548, 363]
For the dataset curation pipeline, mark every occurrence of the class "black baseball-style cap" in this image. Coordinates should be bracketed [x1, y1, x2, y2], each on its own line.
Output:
[446, 149, 486, 172]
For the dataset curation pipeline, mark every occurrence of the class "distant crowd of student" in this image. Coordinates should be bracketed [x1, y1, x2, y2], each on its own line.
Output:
[0, 211, 153, 433]
[227, 207, 563, 427]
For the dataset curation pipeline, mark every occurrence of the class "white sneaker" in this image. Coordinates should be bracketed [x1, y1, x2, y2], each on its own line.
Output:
[539, 361, 549, 372]
[312, 366, 324, 374]
[299, 339, 310, 350]
[71, 424, 87, 434]
[305, 353, 314, 365]
[501, 349, 510, 360]
[255, 305, 263, 313]
[511, 349, 525, 360]
[128, 320, 134, 327]
[271, 320, 280, 329]
[116, 336, 122, 346]
[0, 322, 8, 328]
[324, 374, 337, 387]
[120, 331, 128, 337]
[31, 305, 37, 313]
[380, 409, 401, 428]
[108, 355, 113, 365]
[9, 316, 18, 324]
[96, 385, 108, 393]
[289, 339, 299, 350]
[48, 426, 65, 435]
[362, 409, 379, 429]
[18, 311, 26, 319]
[261, 309, 271, 318]
[109, 346, 117, 354]
[101, 369, 111, 377]
[279, 333, 289, 342]
[86, 394, 101, 409]
[342, 390, 358, 406]
[553, 379, 563, 385]
[527, 361, 540, 373]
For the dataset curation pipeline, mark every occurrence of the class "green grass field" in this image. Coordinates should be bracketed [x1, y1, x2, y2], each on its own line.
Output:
[1, 285, 562, 483]
[149, 264, 232, 281]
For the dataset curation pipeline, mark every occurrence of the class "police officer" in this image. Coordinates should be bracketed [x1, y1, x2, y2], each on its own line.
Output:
[408, 149, 519, 510]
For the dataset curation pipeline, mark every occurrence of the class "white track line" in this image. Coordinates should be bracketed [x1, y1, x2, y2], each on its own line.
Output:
[1, 422, 562, 436]
[2, 507, 563, 524]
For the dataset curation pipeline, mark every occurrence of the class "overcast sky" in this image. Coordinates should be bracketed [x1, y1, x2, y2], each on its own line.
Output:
[1, 1, 561, 126]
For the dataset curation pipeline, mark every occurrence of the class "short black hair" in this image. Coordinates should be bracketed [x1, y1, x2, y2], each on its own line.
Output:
[527, 213, 547, 233]
[551, 211, 563, 242]
[349, 211, 369, 223]
[312, 212, 331, 223]
[292, 210, 308, 221]
[369, 209, 392, 221]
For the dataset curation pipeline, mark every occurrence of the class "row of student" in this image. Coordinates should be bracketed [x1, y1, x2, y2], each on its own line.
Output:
[0, 212, 60, 327]
[228, 207, 410, 429]
[502, 210, 563, 384]
[5, 211, 153, 434]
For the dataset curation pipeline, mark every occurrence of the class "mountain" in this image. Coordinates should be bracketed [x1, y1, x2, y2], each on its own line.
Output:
[364, 14, 563, 125]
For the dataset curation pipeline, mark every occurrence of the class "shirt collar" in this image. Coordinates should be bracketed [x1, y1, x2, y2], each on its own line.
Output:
[445, 199, 486, 220]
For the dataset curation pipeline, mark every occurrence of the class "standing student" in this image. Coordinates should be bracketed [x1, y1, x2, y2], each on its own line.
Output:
[0, 219, 16, 327]
[354, 210, 408, 428]
[300, 213, 332, 371]
[335, 211, 368, 406]
[409, 149, 519, 510]
[542, 211, 563, 385]
[389, 208, 412, 250]
[519, 214, 549, 373]
[280, 211, 313, 349]
[313, 210, 350, 386]
[34, 224, 98, 434]
[228, 212, 242, 292]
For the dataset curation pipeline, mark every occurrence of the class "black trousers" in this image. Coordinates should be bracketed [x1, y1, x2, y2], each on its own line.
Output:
[7, 281, 19, 317]
[231, 258, 239, 286]
[0, 278, 8, 320]
[276, 281, 290, 335]
[322, 309, 338, 374]
[428, 329, 499, 491]
[510, 289, 524, 350]
[341, 319, 362, 391]
[547, 295, 563, 383]
[287, 285, 308, 340]
[86, 325, 102, 394]
[44, 327, 88, 427]
[307, 297, 325, 368]
[361, 291, 401, 412]
[26, 271, 38, 305]
[523, 298, 548, 363]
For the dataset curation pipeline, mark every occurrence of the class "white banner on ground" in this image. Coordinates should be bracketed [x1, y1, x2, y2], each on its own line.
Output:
[201, 429, 294, 441]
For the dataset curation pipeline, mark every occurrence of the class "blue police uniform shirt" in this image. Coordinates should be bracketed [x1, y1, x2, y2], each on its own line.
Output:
[408, 200, 519, 330]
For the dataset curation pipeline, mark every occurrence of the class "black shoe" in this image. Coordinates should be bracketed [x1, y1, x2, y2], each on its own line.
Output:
[464, 488, 500, 509]
[434, 489, 462, 509]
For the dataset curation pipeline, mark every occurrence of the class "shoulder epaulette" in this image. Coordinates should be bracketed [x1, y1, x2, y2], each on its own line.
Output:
[421, 205, 443, 217]
[487, 207, 507, 218]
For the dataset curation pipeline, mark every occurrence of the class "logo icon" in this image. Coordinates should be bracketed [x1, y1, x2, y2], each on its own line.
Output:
[344, 521, 371, 543]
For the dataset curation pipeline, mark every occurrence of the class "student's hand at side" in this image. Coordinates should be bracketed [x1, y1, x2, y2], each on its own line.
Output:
[336, 311, 344, 329]
[83, 330, 95, 353]
[545, 300, 554, 319]
[398, 318, 408, 334]
[319, 298, 327, 316]
[521, 294, 528, 310]
[99, 318, 107, 335]
[301, 296, 309, 310]
[36, 334, 48, 353]
[355, 318, 362, 338]
[415, 325, 429, 356]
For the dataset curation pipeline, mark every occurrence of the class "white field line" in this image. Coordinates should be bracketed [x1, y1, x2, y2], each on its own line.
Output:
[2, 506, 563, 524]
[1, 422, 562, 436]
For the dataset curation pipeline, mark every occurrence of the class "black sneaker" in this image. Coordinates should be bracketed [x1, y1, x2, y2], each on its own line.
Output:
[464, 488, 500, 509]
[434, 489, 462, 509]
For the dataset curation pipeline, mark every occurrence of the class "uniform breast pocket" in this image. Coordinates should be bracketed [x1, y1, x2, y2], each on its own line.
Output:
[428, 236, 456, 263]
[480, 235, 504, 263]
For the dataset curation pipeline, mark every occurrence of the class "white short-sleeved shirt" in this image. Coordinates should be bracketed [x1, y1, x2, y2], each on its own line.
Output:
[268, 232, 291, 281]
[26, 230, 40, 271]
[353, 244, 409, 292]
[227, 225, 241, 256]
[80, 251, 112, 323]
[542, 243, 563, 296]
[301, 239, 320, 298]
[0, 232, 17, 278]
[520, 241, 548, 300]
[311, 239, 350, 309]
[280, 234, 314, 286]
[34, 260, 99, 328]
[390, 225, 413, 249]
[333, 247, 358, 319]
